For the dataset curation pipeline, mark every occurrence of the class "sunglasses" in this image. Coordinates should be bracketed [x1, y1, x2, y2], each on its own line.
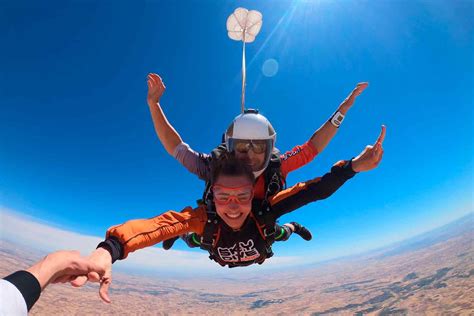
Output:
[212, 185, 254, 205]
[232, 140, 268, 154]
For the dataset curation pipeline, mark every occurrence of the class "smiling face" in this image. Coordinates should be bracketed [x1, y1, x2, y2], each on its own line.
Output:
[234, 148, 266, 172]
[213, 174, 254, 230]
[229, 138, 271, 172]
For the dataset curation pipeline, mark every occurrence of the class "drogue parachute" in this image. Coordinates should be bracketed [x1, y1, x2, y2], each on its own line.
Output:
[226, 8, 263, 43]
[226, 8, 263, 113]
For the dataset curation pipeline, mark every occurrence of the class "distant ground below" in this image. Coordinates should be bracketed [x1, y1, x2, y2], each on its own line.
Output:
[1, 214, 472, 315]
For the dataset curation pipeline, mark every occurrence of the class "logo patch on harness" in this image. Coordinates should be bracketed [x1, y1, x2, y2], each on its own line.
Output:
[217, 239, 261, 262]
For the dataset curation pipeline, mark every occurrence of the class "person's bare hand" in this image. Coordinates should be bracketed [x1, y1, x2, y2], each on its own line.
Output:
[70, 248, 113, 303]
[351, 125, 386, 172]
[26, 250, 106, 291]
[147, 73, 166, 106]
[339, 82, 369, 112]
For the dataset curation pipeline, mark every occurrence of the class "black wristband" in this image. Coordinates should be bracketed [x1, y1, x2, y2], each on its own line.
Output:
[331, 159, 357, 179]
[97, 237, 123, 263]
[344, 159, 357, 176]
[3, 270, 41, 311]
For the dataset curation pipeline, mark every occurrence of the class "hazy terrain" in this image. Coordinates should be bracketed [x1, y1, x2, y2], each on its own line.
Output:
[1, 214, 472, 315]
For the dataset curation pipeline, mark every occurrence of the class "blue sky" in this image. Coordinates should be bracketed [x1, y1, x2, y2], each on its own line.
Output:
[1, 0, 473, 268]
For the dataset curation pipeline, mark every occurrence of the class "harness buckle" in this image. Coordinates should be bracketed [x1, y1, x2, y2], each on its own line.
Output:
[200, 236, 214, 249]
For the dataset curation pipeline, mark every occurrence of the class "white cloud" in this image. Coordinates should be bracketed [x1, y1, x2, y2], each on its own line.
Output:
[0, 207, 304, 275]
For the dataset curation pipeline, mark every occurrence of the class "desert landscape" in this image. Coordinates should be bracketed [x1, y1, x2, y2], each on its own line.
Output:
[1, 214, 472, 315]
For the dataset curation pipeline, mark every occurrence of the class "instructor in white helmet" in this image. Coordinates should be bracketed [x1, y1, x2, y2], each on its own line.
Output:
[224, 108, 276, 178]
[146, 72, 369, 199]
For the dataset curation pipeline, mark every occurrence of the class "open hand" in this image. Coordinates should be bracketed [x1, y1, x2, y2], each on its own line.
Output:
[147, 73, 166, 106]
[352, 125, 386, 172]
[340, 82, 369, 112]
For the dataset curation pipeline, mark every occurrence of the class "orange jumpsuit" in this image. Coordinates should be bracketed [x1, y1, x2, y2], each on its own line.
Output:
[99, 160, 355, 267]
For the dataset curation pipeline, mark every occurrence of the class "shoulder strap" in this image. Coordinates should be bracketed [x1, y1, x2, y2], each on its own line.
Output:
[199, 202, 221, 252]
[263, 150, 285, 200]
[250, 149, 283, 256]
[251, 200, 276, 259]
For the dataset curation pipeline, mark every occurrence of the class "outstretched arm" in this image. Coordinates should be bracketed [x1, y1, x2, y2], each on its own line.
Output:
[103, 206, 206, 261]
[272, 125, 386, 217]
[70, 206, 207, 303]
[147, 73, 212, 180]
[308, 82, 368, 154]
[1, 250, 106, 313]
[147, 73, 183, 156]
[279, 83, 369, 176]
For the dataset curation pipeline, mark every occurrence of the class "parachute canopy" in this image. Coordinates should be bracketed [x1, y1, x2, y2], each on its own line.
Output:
[226, 8, 263, 43]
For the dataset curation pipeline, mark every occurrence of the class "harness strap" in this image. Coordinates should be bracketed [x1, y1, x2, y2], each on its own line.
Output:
[252, 202, 275, 259]
[258, 152, 283, 254]
[264, 152, 284, 199]
[200, 202, 219, 251]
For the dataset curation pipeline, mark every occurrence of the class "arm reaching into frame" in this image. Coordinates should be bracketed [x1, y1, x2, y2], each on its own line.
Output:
[1, 250, 106, 314]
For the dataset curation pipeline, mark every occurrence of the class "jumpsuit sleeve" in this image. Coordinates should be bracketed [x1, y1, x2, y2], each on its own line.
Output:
[1, 271, 41, 314]
[280, 141, 319, 177]
[101, 206, 207, 261]
[269, 160, 356, 218]
[173, 142, 212, 181]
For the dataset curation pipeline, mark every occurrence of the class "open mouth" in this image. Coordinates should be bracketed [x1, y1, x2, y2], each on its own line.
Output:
[225, 212, 243, 220]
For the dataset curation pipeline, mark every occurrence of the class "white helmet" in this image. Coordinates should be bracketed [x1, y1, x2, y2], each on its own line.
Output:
[225, 109, 276, 177]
